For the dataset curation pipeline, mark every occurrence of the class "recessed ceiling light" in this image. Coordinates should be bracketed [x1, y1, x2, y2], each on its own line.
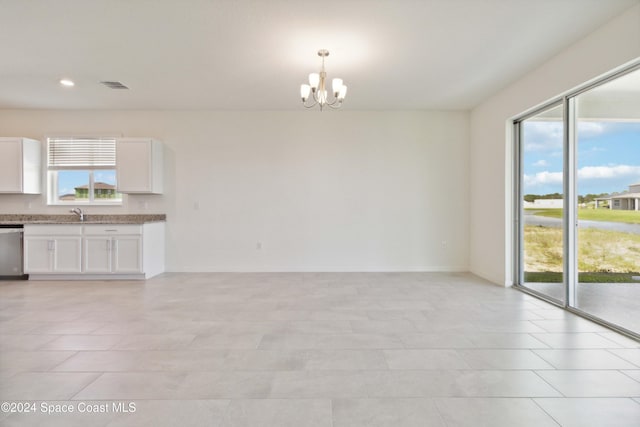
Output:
[59, 79, 75, 87]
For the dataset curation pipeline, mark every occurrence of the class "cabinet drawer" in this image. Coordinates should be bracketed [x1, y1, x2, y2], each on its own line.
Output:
[24, 225, 83, 236]
[83, 225, 142, 235]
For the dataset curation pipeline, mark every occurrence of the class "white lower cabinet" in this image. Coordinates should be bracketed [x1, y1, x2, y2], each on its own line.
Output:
[113, 236, 143, 273]
[85, 237, 144, 273]
[83, 236, 112, 273]
[24, 222, 163, 280]
[83, 225, 142, 274]
[24, 226, 82, 273]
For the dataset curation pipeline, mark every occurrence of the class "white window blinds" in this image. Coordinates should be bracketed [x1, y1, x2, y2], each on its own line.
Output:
[48, 137, 116, 169]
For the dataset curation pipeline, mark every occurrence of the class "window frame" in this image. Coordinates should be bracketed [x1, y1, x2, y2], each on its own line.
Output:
[46, 136, 123, 206]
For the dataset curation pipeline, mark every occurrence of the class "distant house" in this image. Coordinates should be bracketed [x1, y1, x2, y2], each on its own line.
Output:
[523, 199, 563, 209]
[74, 182, 118, 199]
[595, 183, 640, 211]
[58, 193, 76, 201]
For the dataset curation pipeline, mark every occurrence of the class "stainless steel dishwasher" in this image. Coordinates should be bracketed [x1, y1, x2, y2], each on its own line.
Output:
[0, 224, 27, 279]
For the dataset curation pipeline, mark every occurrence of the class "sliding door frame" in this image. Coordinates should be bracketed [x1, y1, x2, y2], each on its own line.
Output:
[513, 98, 565, 307]
[513, 60, 640, 340]
[563, 96, 577, 307]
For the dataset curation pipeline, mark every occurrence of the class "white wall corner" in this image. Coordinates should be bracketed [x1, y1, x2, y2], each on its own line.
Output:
[469, 3, 640, 287]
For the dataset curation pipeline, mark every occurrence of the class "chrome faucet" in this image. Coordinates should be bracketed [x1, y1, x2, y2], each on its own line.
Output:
[70, 207, 84, 221]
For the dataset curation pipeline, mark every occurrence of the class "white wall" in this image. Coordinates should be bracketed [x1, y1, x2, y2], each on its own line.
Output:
[0, 110, 469, 272]
[469, 4, 640, 286]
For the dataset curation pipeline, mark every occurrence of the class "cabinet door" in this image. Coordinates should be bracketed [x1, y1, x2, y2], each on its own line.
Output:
[24, 237, 53, 273]
[0, 139, 23, 192]
[53, 237, 82, 273]
[113, 236, 142, 273]
[117, 139, 151, 193]
[83, 236, 112, 273]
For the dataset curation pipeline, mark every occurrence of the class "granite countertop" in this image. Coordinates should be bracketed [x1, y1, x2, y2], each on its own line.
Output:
[0, 214, 166, 225]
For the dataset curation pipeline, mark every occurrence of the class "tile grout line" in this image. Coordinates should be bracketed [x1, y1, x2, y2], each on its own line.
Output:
[430, 397, 450, 427]
[329, 398, 335, 427]
[532, 370, 567, 398]
[530, 397, 563, 427]
[619, 369, 640, 384]
[45, 350, 81, 372]
[604, 348, 640, 369]
[64, 371, 105, 401]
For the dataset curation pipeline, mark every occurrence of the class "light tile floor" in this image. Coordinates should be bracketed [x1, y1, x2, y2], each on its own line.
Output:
[523, 281, 640, 333]
[0, 272, 639, 426]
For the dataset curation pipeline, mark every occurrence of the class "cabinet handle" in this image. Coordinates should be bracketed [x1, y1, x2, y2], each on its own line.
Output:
[105, 229, 118, 232]
[48, 240, 55, 251]
[107, 240, 111, 251]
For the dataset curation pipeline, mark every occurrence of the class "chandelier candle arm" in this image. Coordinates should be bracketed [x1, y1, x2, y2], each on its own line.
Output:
[300, 49, 346, 111]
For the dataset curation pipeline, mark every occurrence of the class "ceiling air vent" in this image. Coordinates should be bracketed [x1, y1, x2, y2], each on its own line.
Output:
[100, 81, 129, 89]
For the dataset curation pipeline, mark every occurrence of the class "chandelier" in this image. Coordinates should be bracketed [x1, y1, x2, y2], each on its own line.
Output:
[300, 49, 347, 111]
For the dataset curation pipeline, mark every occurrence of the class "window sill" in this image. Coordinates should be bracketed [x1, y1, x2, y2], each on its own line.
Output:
[48, 202, 123, 207]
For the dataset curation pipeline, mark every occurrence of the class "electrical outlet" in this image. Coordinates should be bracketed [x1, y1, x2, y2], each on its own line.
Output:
[256, 242, 262, 250]
[441, 241, 448, 248]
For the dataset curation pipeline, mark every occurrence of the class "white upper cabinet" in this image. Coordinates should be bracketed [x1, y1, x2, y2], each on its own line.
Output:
[116, 138, 163, 194]
[0, 137, 42, 194]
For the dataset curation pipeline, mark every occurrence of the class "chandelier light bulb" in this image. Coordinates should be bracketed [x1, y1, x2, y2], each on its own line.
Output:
[332, 78, 343, 95]
[300, 84, 311, 101]
[338, 85, 347, 100]
[308, 73, 320, 90]
[300, 50, 346, 111]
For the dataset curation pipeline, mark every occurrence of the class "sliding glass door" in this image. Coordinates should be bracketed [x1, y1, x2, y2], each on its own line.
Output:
[515, 65, 640, 336]
[573, 68, 640, 333]
[517, 104, 565, 303]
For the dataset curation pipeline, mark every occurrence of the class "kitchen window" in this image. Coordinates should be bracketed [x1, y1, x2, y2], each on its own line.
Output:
[47, 137, 122, 205]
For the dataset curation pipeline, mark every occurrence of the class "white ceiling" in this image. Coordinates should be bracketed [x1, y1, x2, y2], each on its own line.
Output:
[0, 0, 638, 111]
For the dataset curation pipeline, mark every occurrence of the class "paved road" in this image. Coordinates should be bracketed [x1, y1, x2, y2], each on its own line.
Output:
[523, 211, 640, 234]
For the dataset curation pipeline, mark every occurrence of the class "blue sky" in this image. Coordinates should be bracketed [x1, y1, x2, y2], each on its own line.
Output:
[523, 121, 640, 196]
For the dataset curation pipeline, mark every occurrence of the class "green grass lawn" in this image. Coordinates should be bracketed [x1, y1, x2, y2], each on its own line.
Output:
[524, 272, 639, 283]
[524, 225, 640, 283]
[529, 208, 640, 224]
